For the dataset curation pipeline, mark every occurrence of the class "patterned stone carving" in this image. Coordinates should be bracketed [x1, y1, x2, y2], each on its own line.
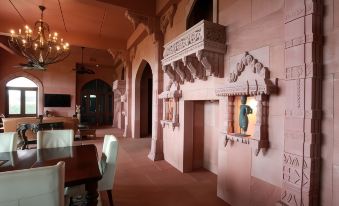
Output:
[215, 52, 277, 96]
[280, 0, 322, 205]
[161, 20, 226, 84]
[217, 52, 275, 156]
[160, 4, 177, 34]
[159, 80, 182, 130]
[125, 10, 153, 34]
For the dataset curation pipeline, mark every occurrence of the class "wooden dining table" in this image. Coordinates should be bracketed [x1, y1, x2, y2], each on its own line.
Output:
[0, 144, 102, 206]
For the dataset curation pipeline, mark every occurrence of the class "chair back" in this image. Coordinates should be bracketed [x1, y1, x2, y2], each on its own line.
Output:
[0, 132, 18, 152]
[98, 135, 119, 191]
[37, 129, 74, 149]
[0, 161, 65, 206]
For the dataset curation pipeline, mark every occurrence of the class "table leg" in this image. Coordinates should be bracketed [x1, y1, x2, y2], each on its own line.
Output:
[85, 182, 99, 206]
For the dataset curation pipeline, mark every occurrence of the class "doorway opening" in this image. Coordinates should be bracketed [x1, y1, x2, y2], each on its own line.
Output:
[139, 63, 153, 138]
[80, 79, 113, 126]
[184, 100, 219, 174]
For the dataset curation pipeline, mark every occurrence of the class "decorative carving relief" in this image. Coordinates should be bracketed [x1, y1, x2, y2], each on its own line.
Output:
[125, 10, 153, 34]
[161, 20, 226, 84]
[160, 4, 177, 34]
[216, 51, 277, 156]
[113, 80, 126, 97]
[158, 80, 182, 130]
[216, 52, 277, 96]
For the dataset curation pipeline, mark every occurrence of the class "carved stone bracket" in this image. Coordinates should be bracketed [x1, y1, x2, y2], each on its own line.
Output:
[113, 80, 126, 97]
[216, 52, 277, 156]
[159, 81, 182, 130]
[160, 4, 177, 34]
[161, 20, 226, 84]
[125, 10, 153, 34]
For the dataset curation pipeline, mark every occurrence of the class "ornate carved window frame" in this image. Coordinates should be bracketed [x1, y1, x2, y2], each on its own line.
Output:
[159, 81, 182, 130]
[216, 52, 277, 156]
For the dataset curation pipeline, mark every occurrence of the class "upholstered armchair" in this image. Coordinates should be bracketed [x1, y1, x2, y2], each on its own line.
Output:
[37, 129, 74, 149]
[0, 161, 65, 206]
[65, 135, 119, 206]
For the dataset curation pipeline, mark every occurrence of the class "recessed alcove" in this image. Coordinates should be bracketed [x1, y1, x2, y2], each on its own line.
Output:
[216, 51, 277, 156]
[232, 95, 257, 137]
[159, 80, 182, 129]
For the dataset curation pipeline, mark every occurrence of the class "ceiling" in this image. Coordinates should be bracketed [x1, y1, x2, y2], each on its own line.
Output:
[0, 0, 136, 50]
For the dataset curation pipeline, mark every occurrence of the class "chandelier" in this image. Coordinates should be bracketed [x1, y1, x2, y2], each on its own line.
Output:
[9, 5, 70, 70]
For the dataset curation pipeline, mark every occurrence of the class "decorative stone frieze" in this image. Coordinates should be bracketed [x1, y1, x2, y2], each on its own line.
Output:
[159, 80, 181, 130]
[160, 4, 177, 34]
[162, 20, 226, 84]
[216, 52, 277, 156]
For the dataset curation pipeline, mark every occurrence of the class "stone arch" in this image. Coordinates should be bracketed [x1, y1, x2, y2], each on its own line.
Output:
[0, 72, 44, 115]
[132, 59, 154, 138]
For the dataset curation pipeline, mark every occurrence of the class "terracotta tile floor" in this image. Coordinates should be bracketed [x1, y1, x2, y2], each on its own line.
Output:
[79, 127, 230, 206]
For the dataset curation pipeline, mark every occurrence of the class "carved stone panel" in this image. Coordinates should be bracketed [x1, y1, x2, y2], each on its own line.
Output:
[161, 20, 226, 84]
[216, 51, 277, 156]
[158, 81, 181, 129]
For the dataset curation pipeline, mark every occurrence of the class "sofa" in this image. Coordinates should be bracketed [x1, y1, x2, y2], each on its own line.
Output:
[2, 116, 79, 136]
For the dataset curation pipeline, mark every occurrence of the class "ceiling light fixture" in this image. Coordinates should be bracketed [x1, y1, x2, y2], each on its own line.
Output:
[8, 5, 70, 70]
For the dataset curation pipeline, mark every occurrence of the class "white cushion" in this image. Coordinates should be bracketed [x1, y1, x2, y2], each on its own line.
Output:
[0, 161, 65, 206]
[0, 132, 18, 152]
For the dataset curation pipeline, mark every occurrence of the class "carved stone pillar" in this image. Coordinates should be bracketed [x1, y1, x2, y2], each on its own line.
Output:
[148, 26, 164, 161]
[124, 61, 132, 138]
[280, 0, 322, 205]
[113, 80, 126, 130]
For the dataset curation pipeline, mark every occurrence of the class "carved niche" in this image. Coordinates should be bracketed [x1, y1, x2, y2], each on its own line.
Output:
[216, 52, 277, 156]
[161, 20, 226, 84]
[158, 80, 182, 129]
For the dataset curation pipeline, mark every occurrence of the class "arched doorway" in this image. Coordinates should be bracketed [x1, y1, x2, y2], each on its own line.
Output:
[134, 61, 153, 138]
[80, 79, 113, 126]
[5, 77, 38, 116]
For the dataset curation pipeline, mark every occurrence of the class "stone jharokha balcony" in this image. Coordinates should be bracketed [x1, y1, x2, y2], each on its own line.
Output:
[161, 20, 226, 84]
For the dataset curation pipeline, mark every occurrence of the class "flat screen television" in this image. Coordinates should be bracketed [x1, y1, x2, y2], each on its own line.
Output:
[44, 94, 71, 107]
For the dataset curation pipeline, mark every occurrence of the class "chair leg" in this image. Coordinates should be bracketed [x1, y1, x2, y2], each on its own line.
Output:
[106, 190, 114, 206]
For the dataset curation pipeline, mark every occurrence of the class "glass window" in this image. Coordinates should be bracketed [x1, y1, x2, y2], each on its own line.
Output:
[6, 77, 37, 87]
[6, 77, 38, 116]
[25, 91, 37, 114]
[8, 90, 21, 114]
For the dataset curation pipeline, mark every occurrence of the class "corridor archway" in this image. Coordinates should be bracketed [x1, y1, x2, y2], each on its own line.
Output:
[80, 79, 113, 126]
[134, 60, 153, 138]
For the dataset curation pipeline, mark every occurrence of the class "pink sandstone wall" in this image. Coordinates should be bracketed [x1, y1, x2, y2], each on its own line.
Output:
[131, 35, 158, 139]
[0, 46, 118, 118]
[321, 0, 339, 205]
[156, 0, 284, 205]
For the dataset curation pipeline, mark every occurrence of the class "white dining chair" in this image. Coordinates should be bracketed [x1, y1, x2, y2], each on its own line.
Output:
[37, 129, 74, 149]
[0, 161, 65, 206]
[0, 132, 18, 152]
[65, 134, 118, 206]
